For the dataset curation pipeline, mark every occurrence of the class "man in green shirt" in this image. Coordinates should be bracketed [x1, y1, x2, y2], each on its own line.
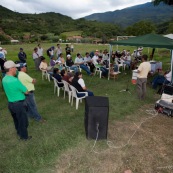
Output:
[2, 60, 31, 140]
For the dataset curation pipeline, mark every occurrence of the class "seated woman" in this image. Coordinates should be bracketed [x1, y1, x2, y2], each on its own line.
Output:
[71, 72, 94, 97]
[66, 54, 78, 73]
[122, 50, 131, 69]
[60, 69, 74, 84]
[53, 68, 64, 87]
[39, 56, 53, 75]
[152, 71, 171, 89]
[50, 56, 56, 67]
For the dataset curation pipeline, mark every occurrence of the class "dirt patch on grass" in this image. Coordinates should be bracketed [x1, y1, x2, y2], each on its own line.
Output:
[54, 105, 173, 173]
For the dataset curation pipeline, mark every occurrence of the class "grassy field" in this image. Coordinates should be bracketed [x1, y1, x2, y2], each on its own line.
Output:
[0, 43, 173, 173]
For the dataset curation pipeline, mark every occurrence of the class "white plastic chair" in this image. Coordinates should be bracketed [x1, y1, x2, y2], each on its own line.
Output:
[114, 58, 125, 71]
[41, 70, 51, 82]
[62, 80, 72, 103]
[94, 65, 102, 78]
[77, 65, 82, 72]
[69, 85, 88, 110]
[52, 77, 64, 97]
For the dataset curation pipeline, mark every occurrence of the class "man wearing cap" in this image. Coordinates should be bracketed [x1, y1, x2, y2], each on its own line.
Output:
[18, 64, 45, 122]
[2, 60, 31, 140]
[18, 48, 27, 63]
[66, 54, 78, 73]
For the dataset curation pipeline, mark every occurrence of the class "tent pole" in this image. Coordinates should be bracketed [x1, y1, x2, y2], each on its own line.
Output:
[171, 50, 173, 83]
[108, 44, 112, 80]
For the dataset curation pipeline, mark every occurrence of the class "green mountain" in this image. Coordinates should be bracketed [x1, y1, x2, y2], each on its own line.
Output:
[84, 2, 173, 28]
[0, 5, 122, 42]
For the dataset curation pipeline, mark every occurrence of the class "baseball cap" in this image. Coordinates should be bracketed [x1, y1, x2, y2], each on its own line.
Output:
[0, 47, 2, 50]
[19, 63, 27, 68]
[4, 60, 20, 69]
[67, 54, 71, 58]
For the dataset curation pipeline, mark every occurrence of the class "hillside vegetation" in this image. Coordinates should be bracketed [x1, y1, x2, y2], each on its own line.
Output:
[0, 2, 173, 44]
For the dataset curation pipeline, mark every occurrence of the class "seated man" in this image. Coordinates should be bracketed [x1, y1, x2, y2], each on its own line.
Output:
[152, 71, 171, 89]
[71, 72, 94, 97]
[60, 69, 74, 84]
[74, 53, 92, 76]
[66, 54, 78, 73]
[92, 53, 108, 77]
[84, 52, 95, 73]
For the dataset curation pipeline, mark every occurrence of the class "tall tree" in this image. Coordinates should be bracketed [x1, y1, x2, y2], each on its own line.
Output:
[152, 0, 173, 6]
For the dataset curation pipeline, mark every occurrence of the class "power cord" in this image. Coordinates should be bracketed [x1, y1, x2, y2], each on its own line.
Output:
[90, 122, 100, 153]
[90, 109, 158, 153]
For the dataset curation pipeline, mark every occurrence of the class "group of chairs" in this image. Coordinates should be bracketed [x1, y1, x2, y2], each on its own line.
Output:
[41, 70, 88, 110]
[40, 59, 128, 108]
[52, 77, 88, 110]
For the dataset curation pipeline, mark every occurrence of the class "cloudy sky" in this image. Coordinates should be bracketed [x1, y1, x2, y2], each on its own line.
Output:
[0, 0, 151, 19]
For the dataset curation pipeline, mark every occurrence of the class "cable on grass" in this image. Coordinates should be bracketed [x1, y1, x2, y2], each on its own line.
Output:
[90, 109, 158, 153]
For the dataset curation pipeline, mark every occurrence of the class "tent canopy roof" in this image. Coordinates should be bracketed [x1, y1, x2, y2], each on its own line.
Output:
[110, 33, 173, 49]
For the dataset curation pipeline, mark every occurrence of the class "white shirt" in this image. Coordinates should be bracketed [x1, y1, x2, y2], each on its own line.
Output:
[75, 57, 84, 64]
[84, 56, 92, 63]
[165, 71, 172, 82]
[33, 52, 39, 60]
[102, 54, 109, 61]
[37, 47, 43, 57]
[78, 78, 85, 88]
[92, 55, 98, 65]
[55, 47, 62, 56]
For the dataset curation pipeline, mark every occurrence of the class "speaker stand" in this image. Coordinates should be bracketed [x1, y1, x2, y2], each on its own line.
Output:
[119, 80, 131, 94]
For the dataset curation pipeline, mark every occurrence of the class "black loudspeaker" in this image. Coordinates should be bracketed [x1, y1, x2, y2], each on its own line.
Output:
[85, 96, 109, 140]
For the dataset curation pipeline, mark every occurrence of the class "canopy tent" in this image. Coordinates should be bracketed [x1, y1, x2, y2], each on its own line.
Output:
[109, 33, 173, 81]
[110, 33, 173, 49]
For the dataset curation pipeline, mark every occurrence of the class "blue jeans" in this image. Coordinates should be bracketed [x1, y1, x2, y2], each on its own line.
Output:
[77, 90, 94, 97]
[79, 64, 91, 75]
[70, 65, 78, 73]
[123, 61, 131, 68]
[25, 92, 42, 121]
[152, 75, 168, 89]
[8, 100, 29, 139]
[100, 67, 108, 77]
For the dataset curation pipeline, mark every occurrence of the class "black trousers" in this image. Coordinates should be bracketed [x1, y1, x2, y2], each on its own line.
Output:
[8, 100, 29, 139]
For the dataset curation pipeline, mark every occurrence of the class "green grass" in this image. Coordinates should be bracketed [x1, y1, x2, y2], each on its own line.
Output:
[0, 43, 171, 173]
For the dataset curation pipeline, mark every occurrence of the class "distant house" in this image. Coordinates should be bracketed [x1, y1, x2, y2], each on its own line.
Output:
[11, 40, 19, 44]
[67, 36, 83, 42]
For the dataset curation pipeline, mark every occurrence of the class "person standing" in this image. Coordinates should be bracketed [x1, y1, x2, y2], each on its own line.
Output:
[55, 44, 62, 58]
[18, 64, 45, 122]
[32, 47, 40, 71]
[70, 44, 74, 52]
[137, 54, 151, 100]
[37, 44, 43, 57]
[0, 50, 6, 77]
[2, 60, 31, 140]
[18, 48, 27, 63]
[65, 44, 71, 56]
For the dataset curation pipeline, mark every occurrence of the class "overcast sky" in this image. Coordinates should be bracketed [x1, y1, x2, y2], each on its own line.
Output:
[0, 0, 151, 19]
